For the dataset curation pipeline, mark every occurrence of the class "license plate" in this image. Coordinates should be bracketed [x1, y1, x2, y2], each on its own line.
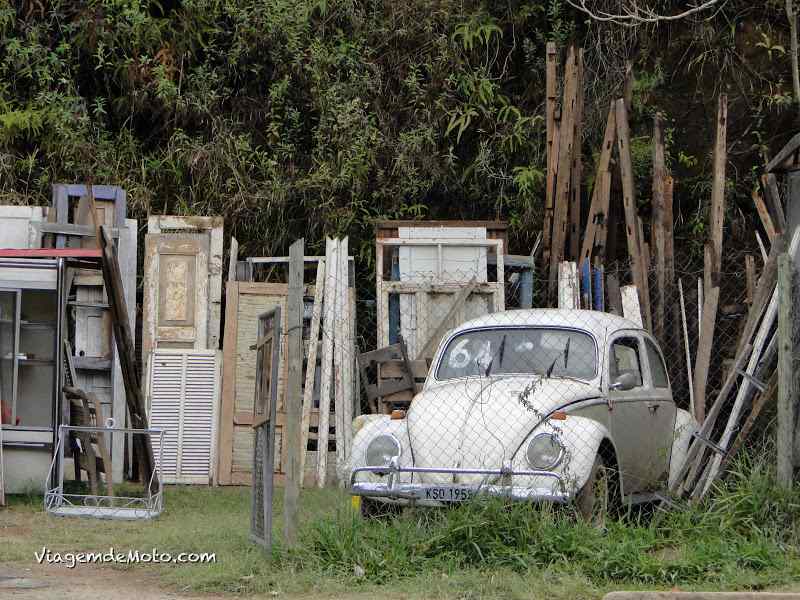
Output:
[424, 486, 475, 502]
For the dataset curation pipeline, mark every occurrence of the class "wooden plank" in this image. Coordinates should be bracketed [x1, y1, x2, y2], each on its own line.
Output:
[664, 175, 675, 286]
[777, 252, 794, 487]
[89, 391, 114, 497]
[569, 48, 584, 261]
[752, 189, 778, 242]
[580, 103, 616, 264]
[299, 260, 325, 484]
[606, 274, 622, 316]
[228, 237, 239, 282]
[557, 262, 579, 309]
[316, 238, 337, 487]
[745, 254, 756, 305]
[338, 237, 354, 468]
[548, 46, 579, 300]
[692, 248, 720, 423]
[671, 343, 754, 495]
[697, 229, 800, 495]
[678, 279, 695, 418]
[416, 278, 478, 361]
[99, 226, 156, 490]
[217, 282, 239, 484]
[580, 259, 592, 309]
[762, 173, 787, 235]
[283, 239, 304, 546]
[652, 113, 667, 342]
[615, 98, 651, 331]
[621, 285, 643, 327]
[709, 95, 728, 292]
[543, 41, 558, 272]
[766, 132, 800, 172]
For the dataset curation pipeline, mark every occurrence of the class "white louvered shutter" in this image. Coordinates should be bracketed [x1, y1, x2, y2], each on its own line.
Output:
[148, 350, 221, 484]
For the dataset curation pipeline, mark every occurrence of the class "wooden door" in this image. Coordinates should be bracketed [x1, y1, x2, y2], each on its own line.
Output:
[143, 234, 210, 358]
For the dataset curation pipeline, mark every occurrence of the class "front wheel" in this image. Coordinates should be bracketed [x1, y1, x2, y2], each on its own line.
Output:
[575, 454, 617, 527]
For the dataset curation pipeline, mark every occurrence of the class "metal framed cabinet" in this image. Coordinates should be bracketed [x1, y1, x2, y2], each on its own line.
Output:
[0, 258, 65, 494]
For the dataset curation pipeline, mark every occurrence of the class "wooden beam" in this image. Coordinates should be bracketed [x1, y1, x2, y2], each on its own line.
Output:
[745, 254, 756, 305]
[569, 48, 584, 262]
[709, 95, 728, 287]
[765, 131, 800, 172]
[548, 46, 579, 301]
[557, 262, 579, 309]
[651, 113, 667, 342]
[543, 42, 559, 273]
[228, 237, 239, 282]
[692, 247, 720, 423]
[777, 252, 795, 487]
[621, 285, 643, 327]
[664, 175, 675, 286]
[615, 98, 651, 330]
[762, 173, 787, 235]
[678, 279, 695, 418]
[299, 260, 325, 484]
[606, 273, 622, 315]
[99, 226, 156, 490]
[283, 239, 304, 545]
[316, 238, 336, 487]
[580, 102, 616, 265]
[752, 188, 778, 242]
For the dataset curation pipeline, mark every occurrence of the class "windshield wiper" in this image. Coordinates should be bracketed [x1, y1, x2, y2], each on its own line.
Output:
[545, 338, 571, 379]
[484, 334, 506, 377]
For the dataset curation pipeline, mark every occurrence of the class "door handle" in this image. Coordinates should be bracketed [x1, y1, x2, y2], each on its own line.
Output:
[646, 402, 660, 414]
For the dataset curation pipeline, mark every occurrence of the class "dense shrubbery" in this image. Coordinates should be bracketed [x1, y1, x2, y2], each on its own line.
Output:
[0, 0, 796, 264]
[291, 449, 800, 587]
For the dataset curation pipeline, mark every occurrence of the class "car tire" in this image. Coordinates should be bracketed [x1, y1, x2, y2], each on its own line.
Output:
[359, 497, 402, 519]
[575, 454, 617, 527]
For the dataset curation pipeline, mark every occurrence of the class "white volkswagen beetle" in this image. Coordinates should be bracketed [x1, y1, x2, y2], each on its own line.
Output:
[345, 309, 697, 518]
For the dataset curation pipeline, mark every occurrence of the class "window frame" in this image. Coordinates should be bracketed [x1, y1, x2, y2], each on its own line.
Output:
[607, 334, 646, 391]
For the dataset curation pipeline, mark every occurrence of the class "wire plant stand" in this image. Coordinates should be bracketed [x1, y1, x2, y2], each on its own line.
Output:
[45, 424, 165, 520]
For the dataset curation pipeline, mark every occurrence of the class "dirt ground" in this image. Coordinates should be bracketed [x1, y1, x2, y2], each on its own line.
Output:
[0, 562, 224, 600]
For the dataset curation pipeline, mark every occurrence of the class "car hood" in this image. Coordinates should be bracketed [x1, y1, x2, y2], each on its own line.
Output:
[407, 376, 598, 485]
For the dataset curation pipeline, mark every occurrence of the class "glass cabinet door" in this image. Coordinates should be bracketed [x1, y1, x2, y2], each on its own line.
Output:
[0, 290, 18, 425]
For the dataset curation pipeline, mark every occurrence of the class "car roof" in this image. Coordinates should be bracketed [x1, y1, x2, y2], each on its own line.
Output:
[449, 309, 643, 341]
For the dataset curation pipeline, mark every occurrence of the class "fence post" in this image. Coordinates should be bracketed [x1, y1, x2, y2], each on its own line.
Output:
[777, 252, 795, 487]
[283, 239, 304, 545]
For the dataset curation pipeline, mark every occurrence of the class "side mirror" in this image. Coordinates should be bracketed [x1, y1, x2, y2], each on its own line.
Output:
[609, 371, 637, 392]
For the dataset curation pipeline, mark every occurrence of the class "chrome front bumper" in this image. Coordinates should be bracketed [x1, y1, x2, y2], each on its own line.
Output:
[350, 462, 569, 504]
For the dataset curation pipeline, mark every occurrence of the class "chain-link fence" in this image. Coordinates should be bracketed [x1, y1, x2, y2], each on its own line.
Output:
[247, 235, 771, 522]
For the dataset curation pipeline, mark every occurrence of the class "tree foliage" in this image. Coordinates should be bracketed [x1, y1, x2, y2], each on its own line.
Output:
[0, 0, 795, 263]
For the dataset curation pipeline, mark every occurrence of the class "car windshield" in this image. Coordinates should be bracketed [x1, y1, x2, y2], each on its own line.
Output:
[436, 327, 597, 381]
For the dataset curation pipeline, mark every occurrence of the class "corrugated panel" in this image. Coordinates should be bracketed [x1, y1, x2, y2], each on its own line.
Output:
[148, 350, 220, 484]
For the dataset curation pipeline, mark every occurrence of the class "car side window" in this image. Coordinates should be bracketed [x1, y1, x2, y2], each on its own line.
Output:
[645, 339, 669, 388]
[609, 337, 644, 388]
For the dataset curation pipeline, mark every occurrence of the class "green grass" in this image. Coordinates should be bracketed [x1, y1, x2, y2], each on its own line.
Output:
[2, 453, 800, 599]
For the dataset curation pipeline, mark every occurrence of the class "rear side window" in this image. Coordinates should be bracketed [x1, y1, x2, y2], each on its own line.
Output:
[645, 339, 669, 388]
[609, 337, 643, 388]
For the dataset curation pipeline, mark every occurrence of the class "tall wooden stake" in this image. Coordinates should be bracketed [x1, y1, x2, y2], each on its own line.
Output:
[299, 259, 326, 485]
[569, 48, 584, 261]
[543, 42, 559, 273]
[615, 98, 652, 331]
[777, 252, 795, 488]
[548, 46, 579, 300]
[283, 239, 304, 545]
[580, 102, 616, 265]
[652, 113, 667, 341]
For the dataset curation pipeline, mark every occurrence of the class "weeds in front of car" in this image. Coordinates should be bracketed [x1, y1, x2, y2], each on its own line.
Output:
[289, 449, 800, 589]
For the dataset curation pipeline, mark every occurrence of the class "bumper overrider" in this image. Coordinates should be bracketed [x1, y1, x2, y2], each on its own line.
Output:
[350, 459, 569, 504]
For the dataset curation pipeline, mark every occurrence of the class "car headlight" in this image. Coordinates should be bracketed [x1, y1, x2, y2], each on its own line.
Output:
[526, 433, 564, 470]
[365, 434, 401, 467]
